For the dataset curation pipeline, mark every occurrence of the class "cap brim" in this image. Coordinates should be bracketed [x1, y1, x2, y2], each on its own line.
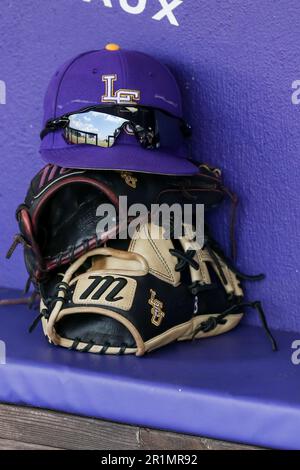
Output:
[40, 144, 199, 175]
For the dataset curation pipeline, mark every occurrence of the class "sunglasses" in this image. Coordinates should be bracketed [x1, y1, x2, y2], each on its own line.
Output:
[40, 105, 192, 151]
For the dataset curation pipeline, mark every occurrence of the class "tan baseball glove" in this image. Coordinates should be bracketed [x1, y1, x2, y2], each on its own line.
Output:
[37, 223, 277, 356]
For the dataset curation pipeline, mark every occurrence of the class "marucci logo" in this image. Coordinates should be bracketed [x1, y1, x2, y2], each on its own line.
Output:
[82, 0, 183, 27]
[73, 273, 137, 310]
[79, 275, 127, 301]
[0, 80, 6, 105]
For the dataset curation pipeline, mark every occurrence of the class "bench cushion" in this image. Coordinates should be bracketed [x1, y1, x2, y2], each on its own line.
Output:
[0, 288, 299, 449]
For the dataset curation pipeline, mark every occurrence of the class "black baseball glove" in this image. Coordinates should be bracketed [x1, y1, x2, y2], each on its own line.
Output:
[7, 163, 234, 287]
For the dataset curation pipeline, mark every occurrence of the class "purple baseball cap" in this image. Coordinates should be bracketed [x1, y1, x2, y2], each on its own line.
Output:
[40, 44, 198, 175]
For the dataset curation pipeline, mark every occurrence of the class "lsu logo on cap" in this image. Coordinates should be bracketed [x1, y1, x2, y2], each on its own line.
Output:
[102, 74, 140, 104]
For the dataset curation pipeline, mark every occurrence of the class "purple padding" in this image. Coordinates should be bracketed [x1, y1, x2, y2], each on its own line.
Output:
[0, 288, 299, 450]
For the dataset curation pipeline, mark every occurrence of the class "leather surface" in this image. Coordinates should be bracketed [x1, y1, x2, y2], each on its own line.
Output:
[42, 226, 244, 351]
[17, 164, 226, 281]
[56, 314, 136, 348]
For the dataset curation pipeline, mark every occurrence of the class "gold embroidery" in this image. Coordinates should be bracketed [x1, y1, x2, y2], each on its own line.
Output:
[120, 171, 138, 189]
[148, 289, 165, 327]
[101, 74, 140, 104]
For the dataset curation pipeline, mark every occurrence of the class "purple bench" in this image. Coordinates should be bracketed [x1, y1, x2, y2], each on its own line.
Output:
[0, 287, 299, 450]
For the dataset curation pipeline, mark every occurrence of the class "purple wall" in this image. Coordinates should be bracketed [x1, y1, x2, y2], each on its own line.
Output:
[0, 0, 299, 332]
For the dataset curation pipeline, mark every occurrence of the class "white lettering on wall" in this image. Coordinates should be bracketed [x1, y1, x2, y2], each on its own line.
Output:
[119, 0, 147, 15]
[152, 0, 183, 27]
[82, 0, 183, 26]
